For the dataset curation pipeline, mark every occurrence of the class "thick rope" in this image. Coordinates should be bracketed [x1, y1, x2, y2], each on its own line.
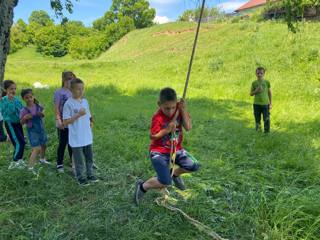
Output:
[183, 0, 206, 99]
[155, 190, 228, 240]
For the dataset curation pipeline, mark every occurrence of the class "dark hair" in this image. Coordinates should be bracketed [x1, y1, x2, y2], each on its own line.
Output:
[61, 71, 76, 87]
[256, 67, 266, 73]
[21, 88, 39, 104]
[159, 87, 177, 104]
[70, 78, 84, 89]
[2, 80, 16, 97]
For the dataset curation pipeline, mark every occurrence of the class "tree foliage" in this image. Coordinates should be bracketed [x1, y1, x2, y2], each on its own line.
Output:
[9, 19, 29, 53]
[34, 25, 69, 57]
[93, 0, 155, 30]
[179, 6, 224, 21]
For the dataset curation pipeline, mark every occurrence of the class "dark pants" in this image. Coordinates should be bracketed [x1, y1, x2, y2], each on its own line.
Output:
[4, 122, 26, 161]
[253, 104, 270, 133]
[57, 128, 72, 167]
[0, 120, 7, 142]
[72, 144, 94, 180]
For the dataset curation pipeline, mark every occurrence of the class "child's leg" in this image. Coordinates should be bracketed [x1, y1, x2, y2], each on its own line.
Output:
[5, 122, 25, 161]
[4, 122, 17, 161]
[40, 145, 46, 159]
[175, 150, 200, 176]
[57, 128, 68, 167]
[29, 146, 41, 168]
[72, 147, 85, 181]
[144, 152, 172, 191]
[262, 105, 270, 133]
[83, 144, 94, 177]
[142, 177, 166, 191]
[14, 123, 26, 160]
[0, 120, 7, 142]
[253, 104, 262, 130]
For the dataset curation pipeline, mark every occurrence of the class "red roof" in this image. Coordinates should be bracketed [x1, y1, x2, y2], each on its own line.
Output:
[235, 0, 266, 12]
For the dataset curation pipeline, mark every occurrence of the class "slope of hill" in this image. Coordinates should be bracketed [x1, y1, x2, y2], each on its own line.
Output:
[1, 21, 320, 240]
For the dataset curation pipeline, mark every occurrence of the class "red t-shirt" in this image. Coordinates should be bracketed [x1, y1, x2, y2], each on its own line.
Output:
[149, 109, 183, 154]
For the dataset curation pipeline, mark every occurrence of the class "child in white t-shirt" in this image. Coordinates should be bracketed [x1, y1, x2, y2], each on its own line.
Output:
[63, 78, 98, 186]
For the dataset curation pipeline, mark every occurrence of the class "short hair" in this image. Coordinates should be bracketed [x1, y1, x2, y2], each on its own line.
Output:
[256, 67, 266, 73]
[159, 87, 177, 104]
[70, 78, 84, 89]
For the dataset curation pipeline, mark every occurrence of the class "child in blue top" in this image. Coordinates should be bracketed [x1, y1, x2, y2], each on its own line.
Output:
[20, 89, 50, 173]
[0, 80, 26, 169]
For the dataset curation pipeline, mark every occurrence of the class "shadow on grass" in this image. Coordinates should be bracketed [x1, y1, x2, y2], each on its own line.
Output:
[0, 85, 319, 240]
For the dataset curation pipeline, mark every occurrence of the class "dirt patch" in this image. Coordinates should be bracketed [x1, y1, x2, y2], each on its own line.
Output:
[152, 27, 210, 37]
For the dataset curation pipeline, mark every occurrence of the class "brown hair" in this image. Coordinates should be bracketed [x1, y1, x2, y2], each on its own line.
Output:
[70, 78, 84, 89]
[61, 71, 76, 87]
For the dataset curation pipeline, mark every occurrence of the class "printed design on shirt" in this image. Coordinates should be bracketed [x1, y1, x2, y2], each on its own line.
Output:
[161, 118, 181, 149]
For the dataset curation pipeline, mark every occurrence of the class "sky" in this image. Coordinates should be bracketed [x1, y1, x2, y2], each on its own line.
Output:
[14, 0, 247, 25]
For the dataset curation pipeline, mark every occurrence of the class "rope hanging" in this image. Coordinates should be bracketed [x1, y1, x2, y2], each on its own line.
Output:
[182, 0, 206, 99]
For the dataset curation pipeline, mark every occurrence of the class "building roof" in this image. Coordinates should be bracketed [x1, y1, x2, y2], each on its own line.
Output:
[235, 0, 267, 12]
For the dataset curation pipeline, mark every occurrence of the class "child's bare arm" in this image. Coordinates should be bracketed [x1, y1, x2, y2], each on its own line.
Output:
[250, 86, 262, 96]
[55, 105, 64, 128]
[63, 108, 86, 126]
[150, 122, 175, 140]
[268, 88, 272, 108]
[178, 99, 192, 131]
[20, 114, 32, 125]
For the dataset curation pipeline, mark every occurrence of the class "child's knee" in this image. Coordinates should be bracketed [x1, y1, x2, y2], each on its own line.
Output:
[158, 176, 172, 186]
[184, 162, 200, 172]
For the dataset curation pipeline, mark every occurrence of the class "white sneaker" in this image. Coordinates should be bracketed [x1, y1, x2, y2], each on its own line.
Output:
[8, 161, 18, 170]
[40, 159, 51, 165]
[57, 166, 64, 173]
[16, 159, 26, 169]
[28, 167, 37, 175]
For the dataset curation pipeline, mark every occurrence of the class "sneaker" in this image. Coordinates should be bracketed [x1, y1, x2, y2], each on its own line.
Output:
[57, 166, 64, 173]
[88, 176, 99, 183]
[40, 159, 51, 165]
[78, 178, 89, 186]
[28, 167, 37, 175]
[173, 176, 186, 190]
[16, 159, 26, 169]
[8, 161, 19, 170]
[134, 179, 145, 205]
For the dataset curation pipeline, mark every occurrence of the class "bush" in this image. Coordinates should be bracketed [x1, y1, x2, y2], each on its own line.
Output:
[69, 33, 108, 59]
[105, 16, 135, 46]
[10, 19, 29, 54]
[34, 25, 69, 57]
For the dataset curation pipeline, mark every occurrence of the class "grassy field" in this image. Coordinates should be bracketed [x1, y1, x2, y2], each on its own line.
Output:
[1, 20, 320, 240]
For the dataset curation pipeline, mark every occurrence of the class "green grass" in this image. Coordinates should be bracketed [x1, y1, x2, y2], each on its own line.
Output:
[1, 20, 320, 239]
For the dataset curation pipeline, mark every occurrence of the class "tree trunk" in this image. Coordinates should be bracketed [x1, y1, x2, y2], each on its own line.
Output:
[0, 0, 18, 84]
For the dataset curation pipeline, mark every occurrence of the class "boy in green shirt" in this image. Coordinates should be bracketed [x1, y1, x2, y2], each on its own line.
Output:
[250, 67, 272, 133]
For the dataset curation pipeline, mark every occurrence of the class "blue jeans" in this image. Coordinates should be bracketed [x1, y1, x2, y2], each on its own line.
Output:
[150, 150, 200, 185]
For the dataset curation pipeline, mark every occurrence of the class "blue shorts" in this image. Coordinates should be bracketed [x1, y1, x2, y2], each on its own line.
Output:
[27, 128, 47, 148]
[150, 150, 200, 186]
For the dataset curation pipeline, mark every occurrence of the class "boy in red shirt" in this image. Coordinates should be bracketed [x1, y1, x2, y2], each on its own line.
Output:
[134, 87, 199, 205]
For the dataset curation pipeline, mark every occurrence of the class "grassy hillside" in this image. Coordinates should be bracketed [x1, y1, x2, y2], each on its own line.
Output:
[1, 21, 320, 240]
